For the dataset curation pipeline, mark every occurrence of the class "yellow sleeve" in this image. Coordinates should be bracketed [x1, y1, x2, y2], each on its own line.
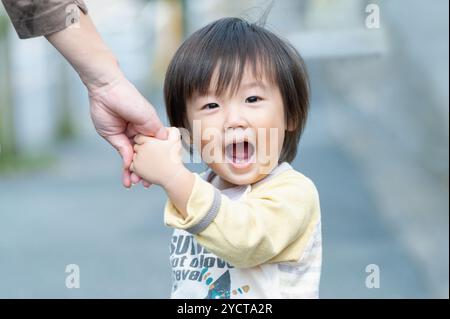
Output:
[164, 170, 320, 268]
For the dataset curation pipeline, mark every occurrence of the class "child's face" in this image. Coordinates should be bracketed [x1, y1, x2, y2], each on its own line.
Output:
[186, 66, 288, 186]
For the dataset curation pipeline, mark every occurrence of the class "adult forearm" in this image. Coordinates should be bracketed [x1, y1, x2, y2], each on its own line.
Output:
[3, 0, 167, 188]
[46, 11, 123, 91]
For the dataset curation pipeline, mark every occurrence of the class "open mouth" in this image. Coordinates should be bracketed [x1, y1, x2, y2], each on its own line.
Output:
[225, 141, 255, 166]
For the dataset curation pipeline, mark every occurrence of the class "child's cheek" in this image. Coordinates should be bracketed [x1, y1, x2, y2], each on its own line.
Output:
[257, 127, 283, 167]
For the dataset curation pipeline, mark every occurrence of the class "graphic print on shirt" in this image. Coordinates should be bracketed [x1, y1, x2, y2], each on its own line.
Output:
[201, 268, 250, 299]
[170, 232, 251, 298]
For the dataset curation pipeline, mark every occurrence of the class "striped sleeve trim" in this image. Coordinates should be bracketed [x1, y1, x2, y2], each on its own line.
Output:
[186, 188, 221, 234]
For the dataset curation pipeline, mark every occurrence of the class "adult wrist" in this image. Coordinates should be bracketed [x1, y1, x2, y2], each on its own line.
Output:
[79, 54, 125, 93]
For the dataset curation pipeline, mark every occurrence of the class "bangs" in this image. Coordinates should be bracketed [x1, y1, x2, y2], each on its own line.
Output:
[167, 18, 278, 101]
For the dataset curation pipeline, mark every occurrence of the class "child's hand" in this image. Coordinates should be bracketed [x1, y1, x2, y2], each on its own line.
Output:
[130, 127, 184, 187]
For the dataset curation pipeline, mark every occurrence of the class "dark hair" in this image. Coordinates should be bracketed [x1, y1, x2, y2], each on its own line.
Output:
[164, 17, 310, 163]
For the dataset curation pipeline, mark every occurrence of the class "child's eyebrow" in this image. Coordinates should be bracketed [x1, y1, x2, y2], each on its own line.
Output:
[200, 81, 267, 98]
[239, 81, 267, 91]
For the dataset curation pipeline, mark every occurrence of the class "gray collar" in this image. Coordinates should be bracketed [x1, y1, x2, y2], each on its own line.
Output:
[202, 162, 293, 199]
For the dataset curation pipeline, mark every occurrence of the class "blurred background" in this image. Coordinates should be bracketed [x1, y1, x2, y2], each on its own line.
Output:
[0, 0, 448, 298]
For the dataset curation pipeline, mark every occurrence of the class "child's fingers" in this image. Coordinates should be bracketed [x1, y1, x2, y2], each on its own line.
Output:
[134, 134, 153, 145]
[167, 127, 181, 141]
[133, 144, 140, 152]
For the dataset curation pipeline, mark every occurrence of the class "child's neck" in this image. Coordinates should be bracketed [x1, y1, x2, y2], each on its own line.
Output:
[210, 174, 237, 190]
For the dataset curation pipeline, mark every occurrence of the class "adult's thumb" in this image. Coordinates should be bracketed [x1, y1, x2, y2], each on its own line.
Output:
[154, 125, 169, 140]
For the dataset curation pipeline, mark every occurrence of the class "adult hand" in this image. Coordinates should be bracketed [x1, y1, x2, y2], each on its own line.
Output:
[45, 10, 167, 187]
[89, 75, 168, 188]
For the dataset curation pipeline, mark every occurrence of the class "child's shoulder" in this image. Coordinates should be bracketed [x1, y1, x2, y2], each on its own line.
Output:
[253, 164, 319, 198]
[243, 165, 321, 215]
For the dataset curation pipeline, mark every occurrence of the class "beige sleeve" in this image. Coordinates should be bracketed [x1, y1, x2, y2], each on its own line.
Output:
[1, 0, 88, 39]
[165, 170, 321, 268]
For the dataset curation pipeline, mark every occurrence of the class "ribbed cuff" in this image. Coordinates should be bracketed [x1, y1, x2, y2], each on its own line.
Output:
[164, 173, 221, 234]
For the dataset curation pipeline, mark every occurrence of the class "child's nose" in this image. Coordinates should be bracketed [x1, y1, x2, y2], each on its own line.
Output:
[223, 104, 248, 130]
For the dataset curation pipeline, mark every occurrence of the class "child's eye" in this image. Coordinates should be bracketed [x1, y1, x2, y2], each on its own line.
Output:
[245, 96, 261, 103]
[202, 103, 220, 110]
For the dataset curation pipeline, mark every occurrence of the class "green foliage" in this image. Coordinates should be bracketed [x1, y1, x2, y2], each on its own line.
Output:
[0, 13, 9, 38]
[0, 152, 56, 174]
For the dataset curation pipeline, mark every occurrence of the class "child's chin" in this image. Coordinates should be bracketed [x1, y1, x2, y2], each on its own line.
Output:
[221, 169, 264, 186]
